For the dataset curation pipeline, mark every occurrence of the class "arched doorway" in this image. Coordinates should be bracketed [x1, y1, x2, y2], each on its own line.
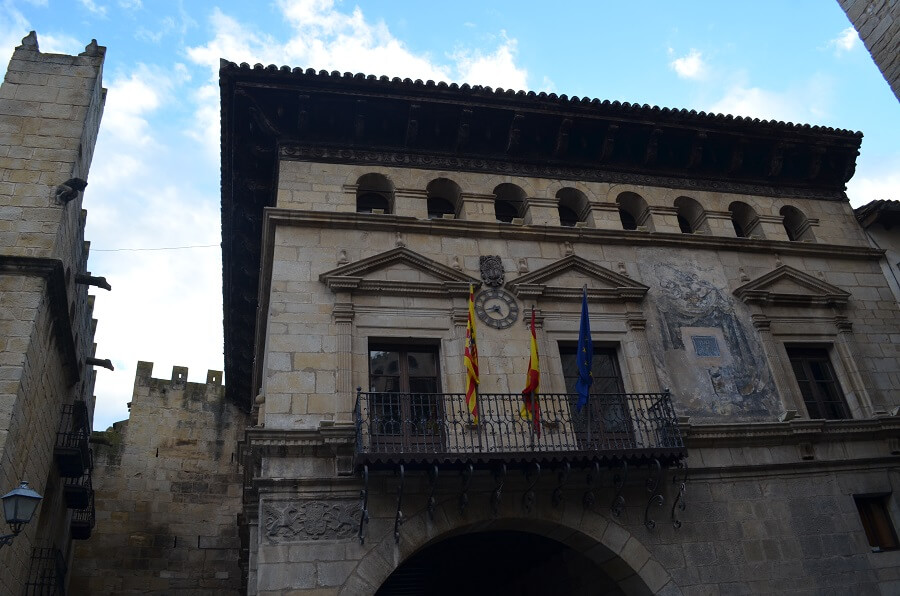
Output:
[375, 528, 651, 596]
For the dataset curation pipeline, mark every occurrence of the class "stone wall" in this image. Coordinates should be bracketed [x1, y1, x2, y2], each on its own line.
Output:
[69, 362, 248, 594]
[839, 0, 900, 100]
[0, 32, 105, 594]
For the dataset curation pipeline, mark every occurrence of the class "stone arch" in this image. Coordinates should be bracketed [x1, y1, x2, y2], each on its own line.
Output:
[356, 173, 395, 214]
[673, 196, 710, 234]
[493, 182, 527, 222]
[728, 200, 764, 238]
[780, 204, 815, 242]
[341, 497, 679, 595]
[556, 187, 590, 227]
[616, 191, 654, 231]
[426, 177, 462, 219]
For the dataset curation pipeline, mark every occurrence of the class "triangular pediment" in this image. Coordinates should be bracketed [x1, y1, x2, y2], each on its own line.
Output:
[734, 265, 850, 308]
[507, 255, 648, 301]
[319, 247, 480, 297]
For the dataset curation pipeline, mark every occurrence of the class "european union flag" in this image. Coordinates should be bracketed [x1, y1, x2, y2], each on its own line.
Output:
[575, 287, 593, 412]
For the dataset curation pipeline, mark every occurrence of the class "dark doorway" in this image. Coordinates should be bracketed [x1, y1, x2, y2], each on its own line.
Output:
[376, 530, 630, 595]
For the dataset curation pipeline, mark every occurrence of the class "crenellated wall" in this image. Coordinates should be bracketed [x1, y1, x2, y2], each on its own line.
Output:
[69, 362, 247, 595]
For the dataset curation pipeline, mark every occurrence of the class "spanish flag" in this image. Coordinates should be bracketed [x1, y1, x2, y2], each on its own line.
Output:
[520, 306, 541, 437]
[464, 284, 480, 423]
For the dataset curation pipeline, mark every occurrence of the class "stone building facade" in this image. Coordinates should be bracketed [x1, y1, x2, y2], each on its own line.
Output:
[220, 65, 900, 594]
[0, 33, 107, 594]
[838, 0, 900, 100]
[856, 200, 900, 304]
[68, 362, 247, 594]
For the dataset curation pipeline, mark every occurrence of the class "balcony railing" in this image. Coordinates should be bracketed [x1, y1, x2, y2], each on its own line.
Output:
[54, 401, 90, 478]
[24, 547, 67, 596]
[70, 491, 95, 540]
[354, 390, 684, 468]
[63, 470, 92, 510]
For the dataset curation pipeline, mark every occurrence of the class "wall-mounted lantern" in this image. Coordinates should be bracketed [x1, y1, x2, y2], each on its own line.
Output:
[0, 481, 43, 549]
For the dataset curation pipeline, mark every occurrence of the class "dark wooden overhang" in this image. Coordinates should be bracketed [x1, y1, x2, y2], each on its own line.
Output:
[220, 60, 863, 410]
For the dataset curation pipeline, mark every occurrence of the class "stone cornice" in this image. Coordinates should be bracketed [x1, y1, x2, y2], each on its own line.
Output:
[0, 255, 80, 385]
[733, 264, 852, 307]
[507, 254, 649, 302]
[682, 416, 900, 448]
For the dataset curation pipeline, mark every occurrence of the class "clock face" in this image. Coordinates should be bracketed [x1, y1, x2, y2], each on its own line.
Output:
[474, 288, 519, 329]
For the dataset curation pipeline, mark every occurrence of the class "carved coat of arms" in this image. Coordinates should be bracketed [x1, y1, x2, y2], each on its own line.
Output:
[479, 255, 504, 287]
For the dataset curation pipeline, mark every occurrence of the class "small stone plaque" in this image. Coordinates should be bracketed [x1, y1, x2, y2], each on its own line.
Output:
[691, 335, 720, 357]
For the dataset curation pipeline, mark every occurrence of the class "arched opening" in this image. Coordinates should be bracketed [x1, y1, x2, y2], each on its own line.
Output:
[377, 529, 646, 596]
[356, 173, 394, 214]
[729, 201, 764, 238]
[556, 187, 589, 227]
[617, 192, 653, 231]
[426, 178, 462, 219]
[494, 183, 526, 223]
[673, 196, 709, 235]
[780, 205, 815, 242]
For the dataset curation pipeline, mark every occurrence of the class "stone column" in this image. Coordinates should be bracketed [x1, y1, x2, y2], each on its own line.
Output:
[756, 214, 789, 241]
[522, 197, 559, 226]
[394, 187, 428, 219]
[625, 308, 660, 393]
[832, 316, 874, 417]
[333, 291, 355, 421]
[460, 192, 498, 222]
[588, 202, 622, 230]
[751, 314, 803, 415]
[703, 210, 734, 237]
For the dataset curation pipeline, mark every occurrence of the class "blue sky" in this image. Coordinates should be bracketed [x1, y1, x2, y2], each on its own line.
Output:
[1, 0, 898, 429]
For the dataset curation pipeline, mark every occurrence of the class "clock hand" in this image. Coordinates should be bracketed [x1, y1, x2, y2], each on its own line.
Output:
[490, 305, 503, 314]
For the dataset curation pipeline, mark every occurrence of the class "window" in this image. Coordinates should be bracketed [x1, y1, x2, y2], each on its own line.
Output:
[559, 345, 632, 446]
[786, 347, 850, 419]
[368, 344, 443, 450]
[493, 183, 526, 223]
[426, 178, 461, 219]
[556, 187, 589, 227]
[356, 173, 394, 214]
[616, 192, 652, 231]
[854, 494, 899, 552]
[780, 205, 815, 242]
[674, 196, 710, 235]
[729, 201, 764, 239]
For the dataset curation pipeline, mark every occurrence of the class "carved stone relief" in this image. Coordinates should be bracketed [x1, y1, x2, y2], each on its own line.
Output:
[263, 499, 360, 543]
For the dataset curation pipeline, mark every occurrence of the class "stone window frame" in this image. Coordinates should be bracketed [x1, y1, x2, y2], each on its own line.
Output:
[784, 344, 852, 420]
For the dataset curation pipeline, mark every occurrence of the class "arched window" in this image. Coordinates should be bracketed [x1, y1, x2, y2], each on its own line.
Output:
[729, 201, 764, 239]
[673, 196, 710, 235]
[356, 173, 394, 214]
[426, 178, 462, 219]
[616, 192, 652, 231]
[780, 205, 815, 242]
[493, 183, 526, 223]
[556, 188, 589, 227]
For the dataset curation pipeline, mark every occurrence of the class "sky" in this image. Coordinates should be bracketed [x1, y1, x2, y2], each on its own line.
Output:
[1, 0, 898, 430]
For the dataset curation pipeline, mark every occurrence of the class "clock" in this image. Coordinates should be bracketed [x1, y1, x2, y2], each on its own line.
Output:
[474, 288, 520, 329]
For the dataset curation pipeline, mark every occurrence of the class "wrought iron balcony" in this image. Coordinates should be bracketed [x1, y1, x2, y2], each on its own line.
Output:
[354, 390, 684, 469]
[70, 491, 95, 540]
[63, 469, 92, 510]
[54, 401, 91, 478]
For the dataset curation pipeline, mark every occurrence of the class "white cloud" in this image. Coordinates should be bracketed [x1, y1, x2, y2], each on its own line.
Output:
[451, 33, 528, 90]
[846, 157, 900, 208]
[827, 26, 859, 55]
[707, 75, 835, 124]
[670, 49, 707, 80]
[38, 33, 83, 55]
[78, 0, 107, 17]
[98, 65, 176, 149]
[119, 0, 141, 9]
[0, 1, 30, 69]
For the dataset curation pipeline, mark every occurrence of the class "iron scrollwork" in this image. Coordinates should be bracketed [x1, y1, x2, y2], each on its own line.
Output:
[552, 461, 571, 508]
[459, 462, 474, 514]
[583, 461, 600, 510]
[611, 459, 628, 517]
[358, 465, 369, 544]
[522, 461, 541, 512]
[491, 463, 506, 515]
[643, 459, 665, 530]
[394, 464, 405, 544]
[427, 464, 439, 520]
[671, 462, 687, 529]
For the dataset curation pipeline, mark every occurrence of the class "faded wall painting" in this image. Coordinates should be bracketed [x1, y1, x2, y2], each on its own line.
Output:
[640, 260, 779, 420]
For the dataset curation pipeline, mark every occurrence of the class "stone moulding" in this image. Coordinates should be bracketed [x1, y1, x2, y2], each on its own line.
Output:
[733, 264, 851, 307]
[682, 416, 900, 448]
[0, 255, 80, 385]
[318, 246, 480, 297]
[263, 499, 360, 543]
[506, 254, 649, 301]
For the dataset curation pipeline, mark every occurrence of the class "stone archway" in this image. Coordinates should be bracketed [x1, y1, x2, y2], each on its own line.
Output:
[339, 499, 679, 596]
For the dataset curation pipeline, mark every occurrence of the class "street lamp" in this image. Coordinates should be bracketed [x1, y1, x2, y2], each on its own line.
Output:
[0, 481, 43, 549]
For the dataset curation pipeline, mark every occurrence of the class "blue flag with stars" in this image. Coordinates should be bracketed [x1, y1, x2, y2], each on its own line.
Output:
[575, 287, 593, 412]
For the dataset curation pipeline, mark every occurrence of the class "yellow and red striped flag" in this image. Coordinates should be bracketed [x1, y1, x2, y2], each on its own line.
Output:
[520, 306, 541, 437]
[464, 284, 480, 423]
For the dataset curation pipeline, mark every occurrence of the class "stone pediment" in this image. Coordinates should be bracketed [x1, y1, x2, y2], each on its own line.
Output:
[507, 255, 648, 301]
[733, 265, 850, 307]
[319, 247, 479, 297]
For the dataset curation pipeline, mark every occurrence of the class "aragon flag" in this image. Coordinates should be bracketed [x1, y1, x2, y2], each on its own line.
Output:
[520, 306, 541, 438]
[464, 284, 480, 423]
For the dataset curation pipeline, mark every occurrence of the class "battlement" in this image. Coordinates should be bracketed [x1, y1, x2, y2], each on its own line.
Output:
[134, 361, 224, 389]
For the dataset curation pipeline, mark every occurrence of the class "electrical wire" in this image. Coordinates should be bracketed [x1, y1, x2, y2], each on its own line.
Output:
[92, 244, 219, 252]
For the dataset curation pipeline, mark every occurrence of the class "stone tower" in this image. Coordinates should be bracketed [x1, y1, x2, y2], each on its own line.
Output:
[0, 32, 107, 593]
